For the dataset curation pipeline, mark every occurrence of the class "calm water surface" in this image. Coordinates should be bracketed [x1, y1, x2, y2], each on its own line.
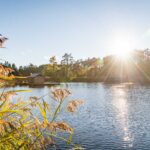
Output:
[4, 83, 150, 150]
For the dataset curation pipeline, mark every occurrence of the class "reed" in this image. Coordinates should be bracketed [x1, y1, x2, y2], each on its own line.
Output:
[0, 67, 84, 149]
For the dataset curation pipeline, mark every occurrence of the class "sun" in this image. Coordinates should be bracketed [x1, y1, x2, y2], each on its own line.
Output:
[114, 49, 131, 60]
[110, 32, 136, 59]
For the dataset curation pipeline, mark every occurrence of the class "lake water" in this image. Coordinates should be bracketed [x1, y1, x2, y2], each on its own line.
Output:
[3, 83, 150, 150]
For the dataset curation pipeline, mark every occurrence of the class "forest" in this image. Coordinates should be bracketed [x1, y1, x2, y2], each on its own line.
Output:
[1, 53, 103, 82]
[2, 49, 150, 83]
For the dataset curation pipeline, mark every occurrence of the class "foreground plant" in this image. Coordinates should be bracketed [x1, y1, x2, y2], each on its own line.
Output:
[0, 80, 84, 150]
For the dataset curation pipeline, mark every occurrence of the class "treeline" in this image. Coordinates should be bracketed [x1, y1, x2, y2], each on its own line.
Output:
[1, 53, 103, 82]
[4, 50, 150, 83]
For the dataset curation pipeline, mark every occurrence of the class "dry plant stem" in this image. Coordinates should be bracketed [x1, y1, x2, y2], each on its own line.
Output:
[0, 81, 82, 149]
[45, 132, 76, 147]
[1, 92, 49, 120]
[29, 99, 63, 148]
[0, 89, 50, 149]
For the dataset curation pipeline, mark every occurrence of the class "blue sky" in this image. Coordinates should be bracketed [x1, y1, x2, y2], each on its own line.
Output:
[1, 0, 150, 66]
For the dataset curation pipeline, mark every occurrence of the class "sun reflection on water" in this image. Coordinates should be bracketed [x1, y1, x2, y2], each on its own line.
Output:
[112, 85, 134, 148]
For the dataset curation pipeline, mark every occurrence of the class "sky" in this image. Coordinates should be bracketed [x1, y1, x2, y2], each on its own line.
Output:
[1, 0, 150, 66]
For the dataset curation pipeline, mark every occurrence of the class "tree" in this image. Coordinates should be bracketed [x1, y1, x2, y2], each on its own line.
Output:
[11, 63, 19, 75]
[61, 53, 74, 79]
[49, 56, 57, 72]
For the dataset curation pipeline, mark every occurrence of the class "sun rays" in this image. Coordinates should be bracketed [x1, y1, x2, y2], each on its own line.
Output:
[103, 49, 150, 82]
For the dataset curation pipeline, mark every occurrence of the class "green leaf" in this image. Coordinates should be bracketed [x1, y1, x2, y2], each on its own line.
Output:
[37, 102, 47, 122]
[8, 90, 32, 93]
[67, 131, 74, 144]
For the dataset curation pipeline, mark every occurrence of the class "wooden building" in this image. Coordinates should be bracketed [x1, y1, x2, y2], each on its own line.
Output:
[28, 73, 45, 85]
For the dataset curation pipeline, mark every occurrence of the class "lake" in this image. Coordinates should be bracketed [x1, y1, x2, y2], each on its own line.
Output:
[3, 83, 150, 150]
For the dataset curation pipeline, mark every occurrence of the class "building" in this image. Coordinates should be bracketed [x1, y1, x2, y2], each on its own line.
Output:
[28, 73, 45, 85]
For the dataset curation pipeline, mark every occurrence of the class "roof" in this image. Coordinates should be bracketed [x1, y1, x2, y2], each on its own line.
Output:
[28, 73, 42, 78]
